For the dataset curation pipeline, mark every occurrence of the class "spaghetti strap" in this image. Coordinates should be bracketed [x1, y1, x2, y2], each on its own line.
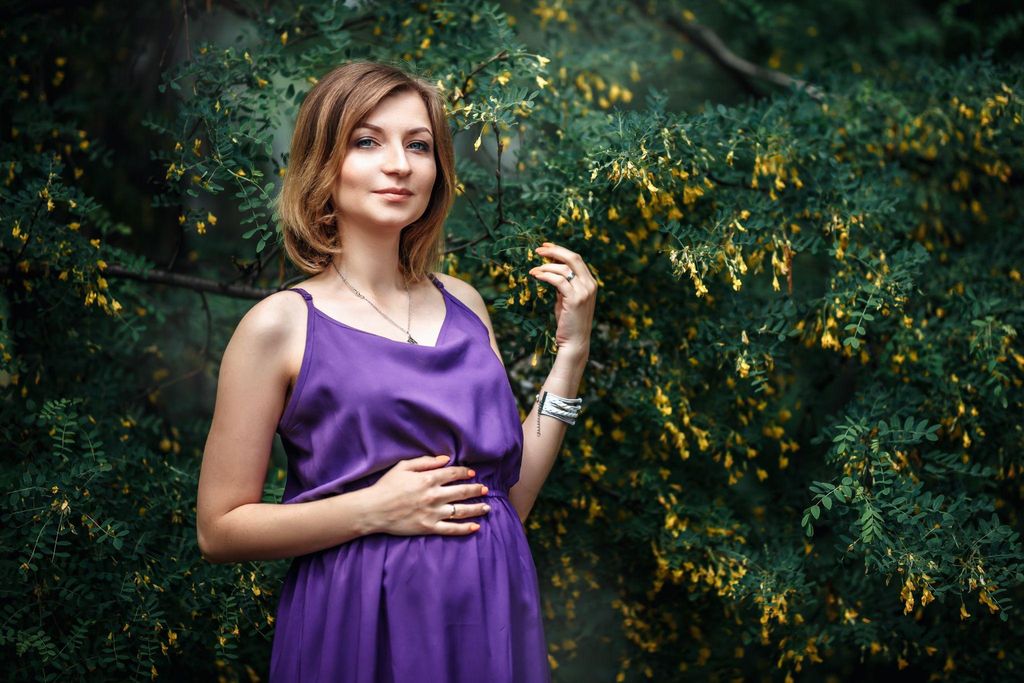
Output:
[428, 272, 445, 290]
[286, 286, 314, 302]
[277, 287, 316, 435]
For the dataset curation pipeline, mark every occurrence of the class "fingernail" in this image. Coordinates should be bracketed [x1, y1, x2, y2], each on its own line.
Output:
[467, 469, 476, 477]
[483, 504, 491, 511]
[437, 455, 449, 461]
[481, 485, 489, 494]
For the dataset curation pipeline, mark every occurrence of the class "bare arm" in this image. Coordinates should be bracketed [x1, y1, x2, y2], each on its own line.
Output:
[196, 290, 488, 564]
[196, 292, 376, 563]
[512, 350, 587, 522]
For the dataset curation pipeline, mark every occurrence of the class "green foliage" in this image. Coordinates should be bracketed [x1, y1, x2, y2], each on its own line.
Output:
[2, 1, 1023, 681]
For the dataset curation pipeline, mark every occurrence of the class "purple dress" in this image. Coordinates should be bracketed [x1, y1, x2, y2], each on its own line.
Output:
[269, 273, 551, 682]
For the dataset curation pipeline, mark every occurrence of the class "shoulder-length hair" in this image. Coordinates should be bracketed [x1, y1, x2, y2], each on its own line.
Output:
[276, 60, 455, 282]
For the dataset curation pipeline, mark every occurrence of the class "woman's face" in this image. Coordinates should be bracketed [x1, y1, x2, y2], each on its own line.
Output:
[334, 89, 437, 235]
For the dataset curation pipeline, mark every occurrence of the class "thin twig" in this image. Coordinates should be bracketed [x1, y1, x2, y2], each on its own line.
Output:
[452, 49, 510, 104]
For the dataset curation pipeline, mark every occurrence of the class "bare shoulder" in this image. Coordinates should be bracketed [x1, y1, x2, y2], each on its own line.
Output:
[433, 272, 487, 312]
[223, 288, 310, 384]
[433, 272, 505, 367]
[234, 288, 307, 349]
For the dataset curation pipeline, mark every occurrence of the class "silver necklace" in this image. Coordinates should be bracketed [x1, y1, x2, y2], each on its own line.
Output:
[331, 261, 418, 344]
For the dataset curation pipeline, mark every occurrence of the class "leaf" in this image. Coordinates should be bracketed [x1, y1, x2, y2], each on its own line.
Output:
[810, 505, 820, 520]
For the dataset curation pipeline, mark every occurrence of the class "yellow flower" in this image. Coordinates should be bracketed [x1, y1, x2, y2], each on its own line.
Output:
[207, 212, 217, 225]
[536, 75, 549, 89]
[901, 578, 915, 614]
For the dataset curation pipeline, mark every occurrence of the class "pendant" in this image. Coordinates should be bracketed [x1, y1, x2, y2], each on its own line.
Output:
[407, 336, 417, 344]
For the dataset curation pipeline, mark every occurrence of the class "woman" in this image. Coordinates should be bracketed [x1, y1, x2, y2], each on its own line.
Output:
[196, 60, 596, 682]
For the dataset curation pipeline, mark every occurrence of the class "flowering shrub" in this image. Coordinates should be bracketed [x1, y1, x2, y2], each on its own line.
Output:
[1, 2, 1022, 681]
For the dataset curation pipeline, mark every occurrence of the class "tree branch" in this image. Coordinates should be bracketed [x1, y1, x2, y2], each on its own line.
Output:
[95, 264, 275, 300]
[631, 2, 825, 102]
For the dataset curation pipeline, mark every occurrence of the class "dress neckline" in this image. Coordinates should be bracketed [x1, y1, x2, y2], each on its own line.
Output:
[303, 273, 451, 349]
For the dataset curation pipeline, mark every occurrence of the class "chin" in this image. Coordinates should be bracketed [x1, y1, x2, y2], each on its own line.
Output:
[370, 216, 426, 231]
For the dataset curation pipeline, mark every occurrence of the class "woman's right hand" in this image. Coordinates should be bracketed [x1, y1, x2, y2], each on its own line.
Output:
[366, 455, 491, 536]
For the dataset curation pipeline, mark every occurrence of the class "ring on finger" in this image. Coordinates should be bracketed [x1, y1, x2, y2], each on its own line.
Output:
[544, 264, 575, 282]
[450, 503, 457, 518]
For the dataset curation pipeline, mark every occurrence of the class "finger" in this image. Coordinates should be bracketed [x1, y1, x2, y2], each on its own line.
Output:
[440, 500, 491, 518]
[435, 520, 481, 534]
[407, 454, 451, 471]
[529, 266, 576, 297]
[432, 466, 474, 487]
[469, 502, 492, 517]
[536, 244, 595, 285]
[436, 482, 490, 505]
[536, 243, 585, 268]
[447, 483, 490, 503]
[530, 263, 576, 280]
[531, 264, 596, 300]
[440, 466, 475, 483]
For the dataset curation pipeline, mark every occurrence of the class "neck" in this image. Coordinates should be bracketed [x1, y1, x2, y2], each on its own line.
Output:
[330, 232, 410, 301]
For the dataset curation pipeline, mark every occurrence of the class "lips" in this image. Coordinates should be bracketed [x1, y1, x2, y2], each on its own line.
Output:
[373, 188, 413, 196]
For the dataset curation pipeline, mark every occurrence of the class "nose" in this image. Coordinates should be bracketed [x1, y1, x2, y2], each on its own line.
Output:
[382, 141, 412, 176]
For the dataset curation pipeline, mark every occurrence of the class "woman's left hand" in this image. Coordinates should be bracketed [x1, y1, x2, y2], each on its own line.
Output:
[528, 242, 597, 358]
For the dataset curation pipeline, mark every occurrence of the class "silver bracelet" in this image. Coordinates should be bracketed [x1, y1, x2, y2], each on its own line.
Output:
[534, 389, 583, 436]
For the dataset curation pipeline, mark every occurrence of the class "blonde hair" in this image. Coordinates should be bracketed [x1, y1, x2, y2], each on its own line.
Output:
[276, 60, 455, 282]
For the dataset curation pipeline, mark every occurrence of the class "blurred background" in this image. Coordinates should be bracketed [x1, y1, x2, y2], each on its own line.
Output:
[2, 1, 1022, 681]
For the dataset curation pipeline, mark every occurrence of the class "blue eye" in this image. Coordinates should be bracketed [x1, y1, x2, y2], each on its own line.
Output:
[354, 138, 430, 152]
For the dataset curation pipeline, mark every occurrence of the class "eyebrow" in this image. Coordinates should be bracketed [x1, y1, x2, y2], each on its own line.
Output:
[354, 122, 433, 138]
